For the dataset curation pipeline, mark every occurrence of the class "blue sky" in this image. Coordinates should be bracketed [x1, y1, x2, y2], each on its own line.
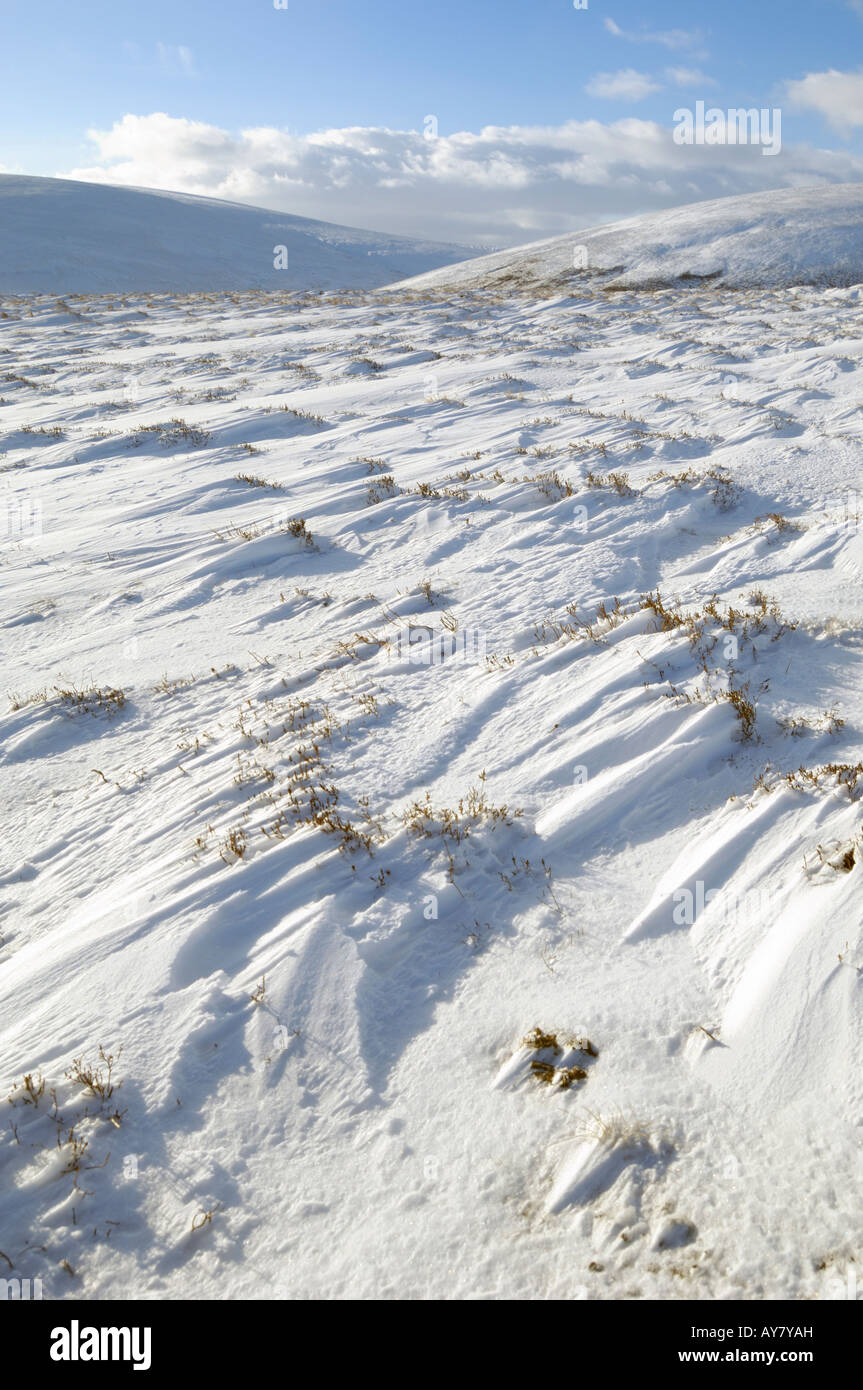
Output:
[4, 0, 863, 244]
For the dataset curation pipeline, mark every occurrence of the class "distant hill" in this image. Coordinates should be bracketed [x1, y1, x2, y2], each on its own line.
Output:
[0, 174, 477, 293]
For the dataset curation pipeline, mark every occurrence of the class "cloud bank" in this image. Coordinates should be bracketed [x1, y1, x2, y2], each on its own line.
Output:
[63, 111, 863, 247]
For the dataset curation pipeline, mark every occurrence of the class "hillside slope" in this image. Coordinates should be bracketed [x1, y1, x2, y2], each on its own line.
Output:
[394, 185, 863, 293]
[0, 174, 476, 293]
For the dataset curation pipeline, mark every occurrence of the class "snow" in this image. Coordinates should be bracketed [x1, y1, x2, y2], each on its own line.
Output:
[1, 186, 862, 1301]
[0, 175, 476, 294]
[396, 184, 863, 294]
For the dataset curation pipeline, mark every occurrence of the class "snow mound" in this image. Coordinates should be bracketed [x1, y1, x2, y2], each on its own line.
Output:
[393, 185, 863, 293]
[0, 174, 476, 294]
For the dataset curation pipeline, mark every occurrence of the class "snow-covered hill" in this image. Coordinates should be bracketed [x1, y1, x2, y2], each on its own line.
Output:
[0, 175, 476, 293]
[395, 184, 863, 293]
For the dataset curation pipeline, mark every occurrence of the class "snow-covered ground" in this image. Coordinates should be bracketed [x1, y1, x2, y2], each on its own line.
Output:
[0, 175, 476, 294]
[1, 206, 862, 1301]
[399, 184, 863, 294]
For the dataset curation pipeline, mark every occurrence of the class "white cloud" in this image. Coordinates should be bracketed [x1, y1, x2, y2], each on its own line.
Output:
[786, 69, 863, 131]
[604, 17, 706, 53]
[61, 111, 863, 246]
[586, 69, 663, 101]
[664, 67, 718, 89]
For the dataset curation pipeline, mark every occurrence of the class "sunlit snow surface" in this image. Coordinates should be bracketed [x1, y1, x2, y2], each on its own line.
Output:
[1, 268, 862, 1300]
